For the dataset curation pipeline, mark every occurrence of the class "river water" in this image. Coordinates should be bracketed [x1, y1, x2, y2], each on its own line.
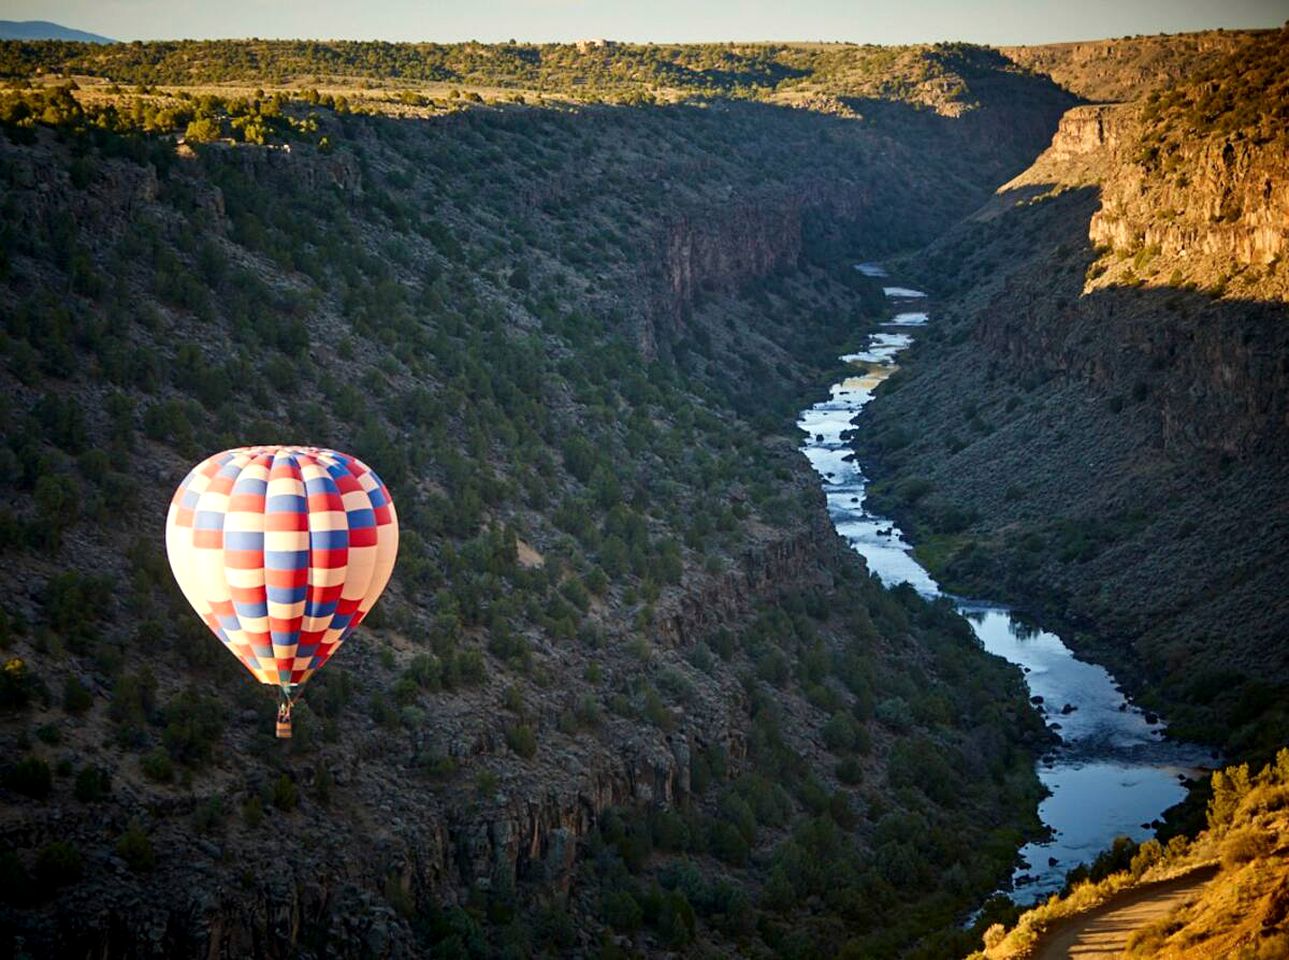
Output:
[797, 264, 1212, 903]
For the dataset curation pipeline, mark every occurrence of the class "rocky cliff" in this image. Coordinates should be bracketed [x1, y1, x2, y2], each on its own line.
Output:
[1001, 29, 1289, 302]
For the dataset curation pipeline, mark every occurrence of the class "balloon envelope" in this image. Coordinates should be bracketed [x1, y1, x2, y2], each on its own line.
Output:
[165, 445, 398, 690]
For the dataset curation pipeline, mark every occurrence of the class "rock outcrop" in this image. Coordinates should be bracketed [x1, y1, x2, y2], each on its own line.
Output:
[1089, 132, 1288, 269]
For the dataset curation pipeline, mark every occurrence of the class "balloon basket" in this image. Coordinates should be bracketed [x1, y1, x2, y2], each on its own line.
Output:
[276, 697, 292, 739]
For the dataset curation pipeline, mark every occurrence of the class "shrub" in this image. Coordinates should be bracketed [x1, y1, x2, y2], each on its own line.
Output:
[601, 889, 643, 931]
[73, 766, 111, 802]
[650, 809, 690, 852]
[162, 689, 224, 765]
[140, 747, 174, 783]
[109, 668, 157, 744]
[505, 724, 537, 759]
[184, 117, 221, 142]
[62, 676, 92, 715]
[982, 923, 1006, 949]
[822, 712, 859, 752]
[33, 841, 81, 891]
[1220, 826, 1271, 869]
[34, 723, 60, 745]
[1129, 838, 1162, 878]
[475, 770, 499, 796]
[709, 821, 750, 866]
[501, 684, 524, 714]
[836, 758, 864, 785]
[243, 796, 264, 827]
[315, 765, 334, 806]
[271, 774, 299, 811]
[657, 889, 697, 947]
[384, 874, 415, 919]
[4, 755, 52, 799]
[41, 572, 111, 641]
[876, 697, 913, 731]
[643, 687, 675, 731]
[116, 822, 155, 872]
[193, 796, 226, 834]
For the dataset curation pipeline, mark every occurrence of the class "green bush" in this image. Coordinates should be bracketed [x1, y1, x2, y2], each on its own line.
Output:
[836, 757, 864, 785]
[709, 821, 750, 866]
[33, 841, 81, 891]
[162, 689, 224, 765]
[271, 774, 299, 811]
[62, 676, 92, 715]
[243, 796, 264, 827]
[4, 755, 51, 799]
[140, 747, 174, 783]
[192, 796, 226, 834]
[821, 712, 860, 752]
[34, 723, 61, 745]
[109, 668, 157, 744]
[601, 889, 643, 931]
[505, 724, 537, 759]
[657, 889, 697, 947]
[184, 117, 221, 142]
[115, 822, 155, 872]
[73, 766, 111, 802]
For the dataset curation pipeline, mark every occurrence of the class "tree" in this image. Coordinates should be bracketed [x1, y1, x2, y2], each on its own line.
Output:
[183, 117, 221, 142]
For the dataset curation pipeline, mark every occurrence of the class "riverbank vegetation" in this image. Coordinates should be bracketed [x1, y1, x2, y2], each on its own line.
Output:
[973, 750, 1289, 959]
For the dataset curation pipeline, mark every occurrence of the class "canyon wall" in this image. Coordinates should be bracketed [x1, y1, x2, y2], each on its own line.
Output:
[856, 39, 1289, 756]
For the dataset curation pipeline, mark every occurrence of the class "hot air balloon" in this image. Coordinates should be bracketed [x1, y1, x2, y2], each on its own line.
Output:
[165, 445, 398, 738]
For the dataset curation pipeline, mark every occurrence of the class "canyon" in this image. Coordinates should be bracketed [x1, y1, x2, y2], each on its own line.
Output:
[0, 25, 1284, 959]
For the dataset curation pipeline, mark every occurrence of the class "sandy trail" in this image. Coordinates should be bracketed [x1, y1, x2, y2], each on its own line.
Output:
[1032, 865, 1219, 960]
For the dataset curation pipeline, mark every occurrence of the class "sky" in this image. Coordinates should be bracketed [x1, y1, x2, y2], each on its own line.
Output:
[2, 0, 1285, 45]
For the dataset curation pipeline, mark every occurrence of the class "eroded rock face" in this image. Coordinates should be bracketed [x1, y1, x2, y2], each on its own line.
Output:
[654, 512, 838, 648]
[224, 141, 364, 196]
[663, 200, 803, 325]
[1007, 99, 1287, 275]
[1, 147, 163, 240]
[1090, 132, 1287, 267]
[970, 267, 1289, 460]
[1043, 104, 1135, 160]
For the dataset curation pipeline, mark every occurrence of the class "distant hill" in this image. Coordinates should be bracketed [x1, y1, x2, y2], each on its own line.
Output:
[0, 20, 113, 43]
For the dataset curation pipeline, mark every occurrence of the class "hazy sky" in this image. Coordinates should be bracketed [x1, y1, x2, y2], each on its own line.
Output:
[3, 0, 1285, 45]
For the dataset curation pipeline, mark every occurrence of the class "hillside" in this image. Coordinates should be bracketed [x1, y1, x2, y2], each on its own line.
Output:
[999, 29, 1270, 103]
[974, 750, 1289, 959]
[856, 26, 1289, 763]
[0, 37, 1069, 119]
[0, 51, 1070, 959]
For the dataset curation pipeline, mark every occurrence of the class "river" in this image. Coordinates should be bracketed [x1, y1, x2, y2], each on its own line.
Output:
[797, 263, 1212, 903]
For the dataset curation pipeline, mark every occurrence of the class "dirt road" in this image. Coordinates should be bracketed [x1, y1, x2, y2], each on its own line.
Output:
[1032, 865, 1219, 960]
